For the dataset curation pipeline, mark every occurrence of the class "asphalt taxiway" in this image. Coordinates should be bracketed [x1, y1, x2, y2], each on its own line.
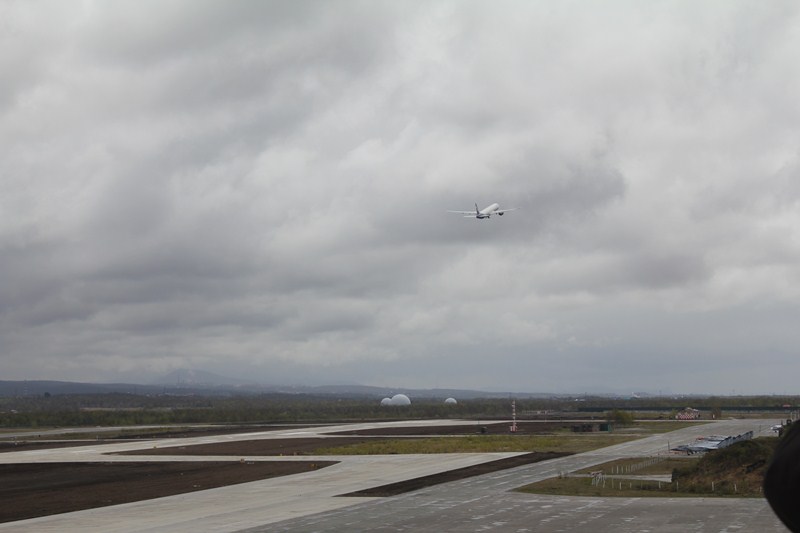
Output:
[0, 418, 788, 532]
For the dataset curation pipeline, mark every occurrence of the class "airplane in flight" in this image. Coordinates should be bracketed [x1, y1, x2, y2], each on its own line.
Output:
[448, 203, 518, 219]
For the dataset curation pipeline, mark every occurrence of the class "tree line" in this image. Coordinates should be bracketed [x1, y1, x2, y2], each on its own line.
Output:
[1, 393, 797, 428]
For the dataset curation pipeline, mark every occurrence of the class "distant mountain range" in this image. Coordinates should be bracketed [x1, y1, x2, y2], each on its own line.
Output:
[0, 368, 559, 399]
[0, 368, 674, 399]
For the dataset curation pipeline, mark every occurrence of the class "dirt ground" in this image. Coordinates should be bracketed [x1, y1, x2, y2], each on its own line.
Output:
[0, 440, 107, 453]
[120, 421, 570, 457]
[343, 451, 570, 497]
[2, 421, 569, 523]
[330, 421, 571, 436]
[0, 461, 334, 524]
[121, 435, 407, 456]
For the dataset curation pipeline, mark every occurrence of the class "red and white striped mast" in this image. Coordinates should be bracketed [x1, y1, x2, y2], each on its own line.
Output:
[510, 400, 518, 432]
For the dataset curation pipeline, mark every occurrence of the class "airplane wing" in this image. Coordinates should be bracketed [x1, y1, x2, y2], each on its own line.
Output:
[447, 210, 477, 214]
[495, 208, 518, 214]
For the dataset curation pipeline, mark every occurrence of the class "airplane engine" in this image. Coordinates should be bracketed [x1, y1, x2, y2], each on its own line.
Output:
[498, 212, 504, 216]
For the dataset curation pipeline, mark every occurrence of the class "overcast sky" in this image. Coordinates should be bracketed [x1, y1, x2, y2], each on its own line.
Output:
[2, 1, 800, 395]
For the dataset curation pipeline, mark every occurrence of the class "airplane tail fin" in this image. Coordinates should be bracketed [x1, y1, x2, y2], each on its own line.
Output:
[475, 203, 479, 215]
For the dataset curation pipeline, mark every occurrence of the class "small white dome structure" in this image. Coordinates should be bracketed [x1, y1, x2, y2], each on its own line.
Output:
[444, 397, 457, 405]
[380, 394, 411, 406]
[390, 393, 411, 406]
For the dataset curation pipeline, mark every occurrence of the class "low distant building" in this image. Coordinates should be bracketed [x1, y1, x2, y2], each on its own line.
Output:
[676, 407, 700, 420]
[675, 431, 754, 454]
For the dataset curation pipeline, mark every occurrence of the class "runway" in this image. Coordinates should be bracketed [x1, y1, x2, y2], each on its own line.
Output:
[0, 418, 788, 532]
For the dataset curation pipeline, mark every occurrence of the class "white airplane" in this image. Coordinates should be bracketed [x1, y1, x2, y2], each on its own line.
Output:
[448, 203, 518, 219]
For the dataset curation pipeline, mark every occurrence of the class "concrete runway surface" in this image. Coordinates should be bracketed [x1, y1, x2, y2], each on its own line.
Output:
[0, 418, 789, 532]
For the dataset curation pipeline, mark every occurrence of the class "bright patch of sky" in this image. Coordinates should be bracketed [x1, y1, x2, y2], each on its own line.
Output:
[2, 1, 800, 394]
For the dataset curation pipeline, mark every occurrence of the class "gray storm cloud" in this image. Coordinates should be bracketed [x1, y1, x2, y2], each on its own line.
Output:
[2, 1, 800, 394]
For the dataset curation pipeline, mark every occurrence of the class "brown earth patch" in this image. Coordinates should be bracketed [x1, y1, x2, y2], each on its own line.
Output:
[0, 424, 321, 453]
[117, 421, 573, 457]
[0, 440, 113, 453]
[1, 423, 572, 524]
[118, 436, 409, 456]
[0, 460, 335, 524]
[106, 424, 321, 440]
[329, 421, 571, 436]
[342, 451, 571, 496]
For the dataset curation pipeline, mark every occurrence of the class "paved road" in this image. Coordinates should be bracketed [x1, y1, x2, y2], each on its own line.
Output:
[247, 420, 787, 533]
[0, 418, 789, 532]
[248, 419, 787, 532]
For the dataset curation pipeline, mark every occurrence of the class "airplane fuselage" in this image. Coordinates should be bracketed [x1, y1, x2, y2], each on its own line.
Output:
[448, 202, 517, 219]
[476, 203, 501, 218]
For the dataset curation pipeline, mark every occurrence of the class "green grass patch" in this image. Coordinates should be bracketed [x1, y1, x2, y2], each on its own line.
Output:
[0, 427, 193, 441]
[619, 420, 709, 433]
[519, 476, 674, 498]
[518, 474, 764, 498]
[670, 437, 776, 497]
[575, 456, 698, 476]
[313, 434, 639, 455]
[520, 438, 778, 498]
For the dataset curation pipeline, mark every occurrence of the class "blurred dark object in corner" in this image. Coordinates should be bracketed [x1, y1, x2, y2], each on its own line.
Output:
[765, 420, 800, 532]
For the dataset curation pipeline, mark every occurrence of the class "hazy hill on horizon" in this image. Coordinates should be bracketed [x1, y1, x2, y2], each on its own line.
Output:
[0, 375, 559, 399]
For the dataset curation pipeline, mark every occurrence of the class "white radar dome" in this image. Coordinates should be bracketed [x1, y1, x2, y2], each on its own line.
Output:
[390, 394, 411, 406]
[380, 397, 392, 406]
[444, 397, 457, 405]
